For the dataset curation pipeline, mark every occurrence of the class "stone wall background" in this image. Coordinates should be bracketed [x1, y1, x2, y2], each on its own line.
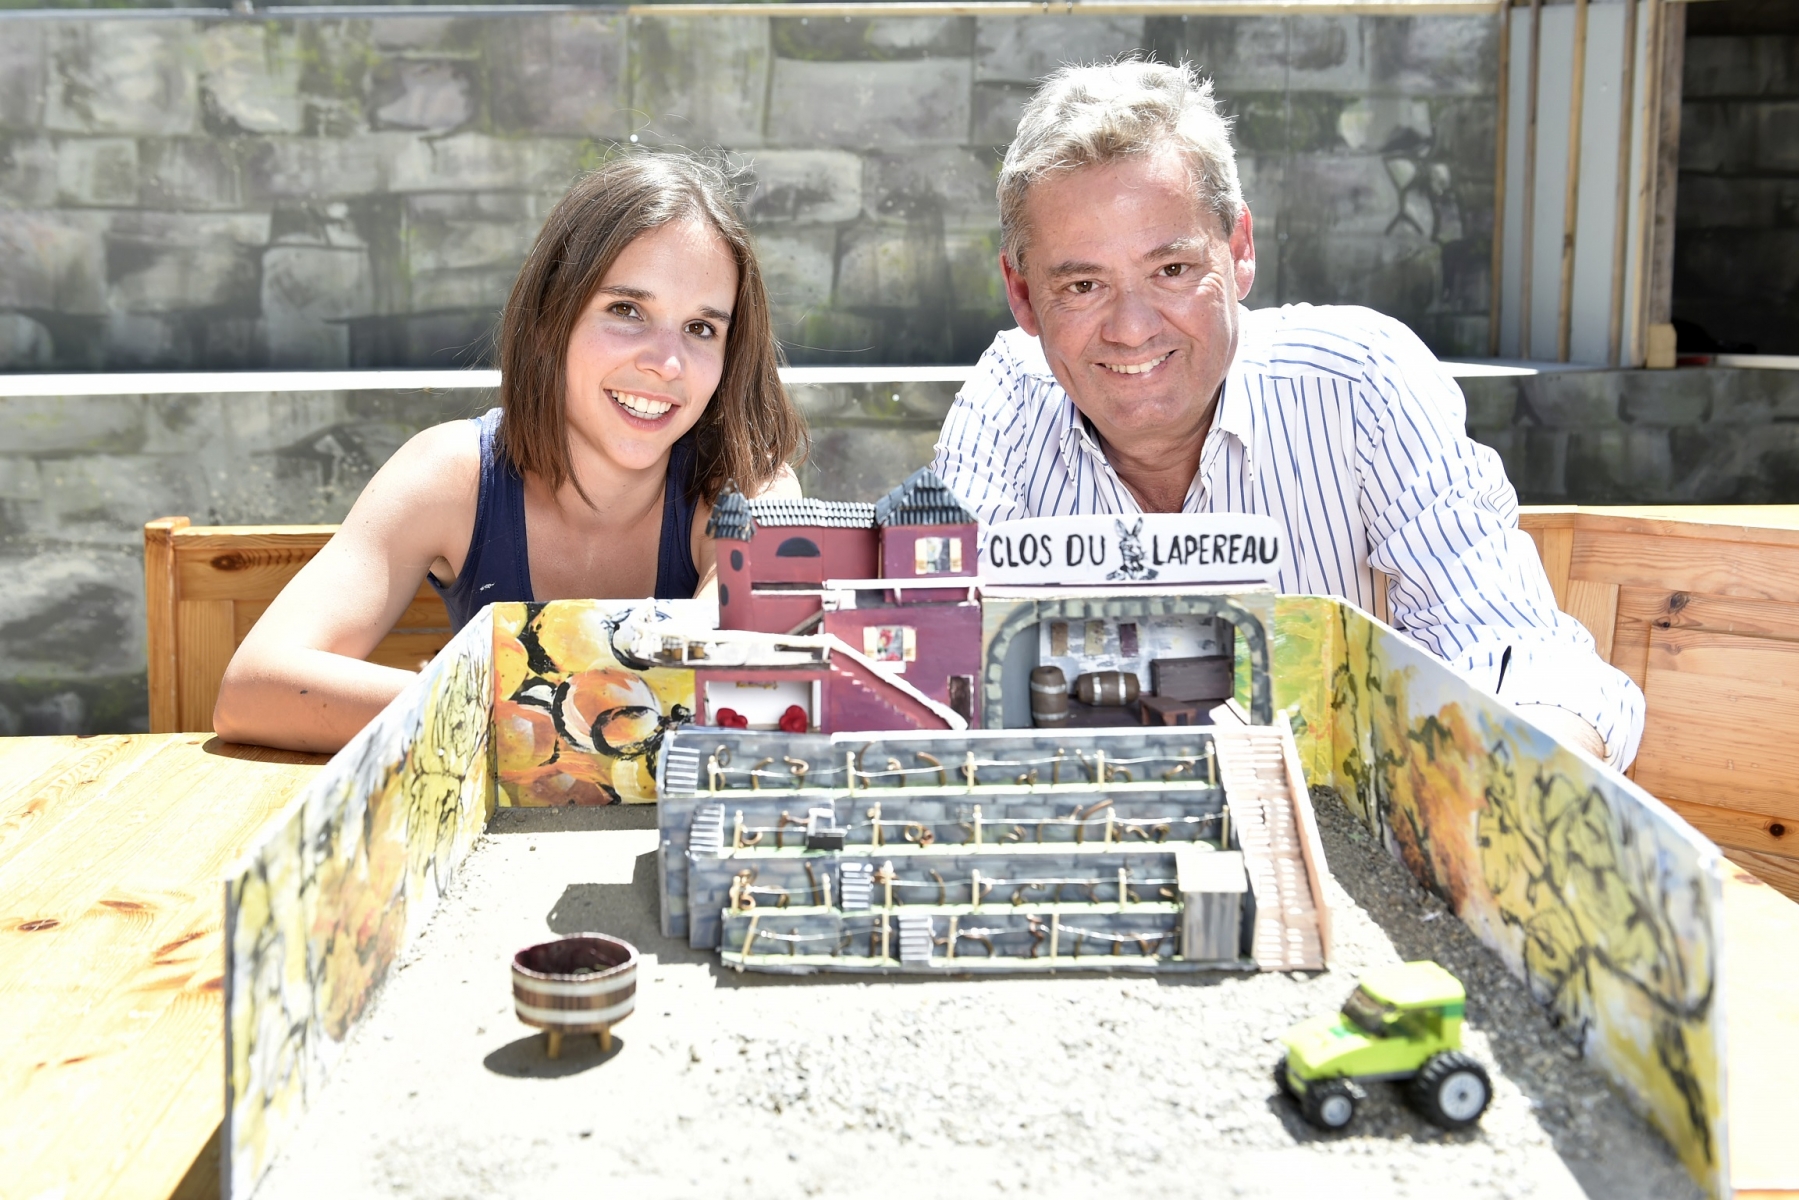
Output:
[0, 8, 1501, 371]
[1673, 1, 1799, 355]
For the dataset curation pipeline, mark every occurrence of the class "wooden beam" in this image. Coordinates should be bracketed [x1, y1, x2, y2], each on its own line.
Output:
[1556, 0, 1589, 363]
[1606, 0, 1640, 366]
[1487, 0, 1513, 358]
[143, 518, 190, 736]
[1519, 0, 1543, 360]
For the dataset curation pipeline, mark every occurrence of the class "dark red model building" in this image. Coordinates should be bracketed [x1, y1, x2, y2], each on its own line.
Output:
[701, 468, 981, 733]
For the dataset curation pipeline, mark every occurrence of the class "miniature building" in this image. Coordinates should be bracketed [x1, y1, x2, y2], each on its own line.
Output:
[656, 724, 1328, 975]
[699, 470, 984, 730]
[709, 492, 878, 635]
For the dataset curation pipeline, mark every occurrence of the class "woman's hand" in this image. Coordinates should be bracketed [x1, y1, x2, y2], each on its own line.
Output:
[211, 420, 481, 753]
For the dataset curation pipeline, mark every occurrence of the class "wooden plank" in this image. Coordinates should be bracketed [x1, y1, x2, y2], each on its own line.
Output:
[1563, 578, 1618, 660]
[368, 631, 454, 672]
[144, 517, 189, 734]
[1647, 592, 1799, 642]
[1570, 531, 1799, 601]
[169, 526, 336, 550]
[233, 588, 450, 643]
[176, 545, 320, 603]
[1539, 526, 1573, 610]
[1636, 629, 1799, 818]
[0, 737, 321, 1200]
[1722, 869, 1799, 1191]
[176, 600, 236, 734]
[0, 738, 182, 878]
[1661, 797, 1799, 860]
[1609, 589, 1655, 693]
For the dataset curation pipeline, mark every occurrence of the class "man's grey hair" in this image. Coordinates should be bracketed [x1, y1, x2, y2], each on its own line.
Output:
[998, 59, 1244, 269]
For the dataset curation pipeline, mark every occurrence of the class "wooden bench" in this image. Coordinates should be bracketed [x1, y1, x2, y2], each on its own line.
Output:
[1520, 505, 1799, 900]
[144, 517, 453, 734]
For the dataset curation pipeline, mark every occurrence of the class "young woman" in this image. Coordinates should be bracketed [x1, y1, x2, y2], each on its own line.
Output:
[214, 153, 807, 752]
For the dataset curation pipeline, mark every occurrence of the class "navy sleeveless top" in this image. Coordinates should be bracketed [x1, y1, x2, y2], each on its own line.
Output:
[430, 407, 702, 630]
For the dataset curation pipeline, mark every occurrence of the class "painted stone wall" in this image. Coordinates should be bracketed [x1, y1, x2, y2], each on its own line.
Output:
[0, 8, 1500, 371]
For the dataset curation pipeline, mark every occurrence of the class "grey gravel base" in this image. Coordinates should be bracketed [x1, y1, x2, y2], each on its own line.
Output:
[252, 794, 1702, 1200]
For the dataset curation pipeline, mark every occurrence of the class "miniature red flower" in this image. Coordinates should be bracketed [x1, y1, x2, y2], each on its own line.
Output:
[778, 705, 809, 733]
[714, 707, 749, 729]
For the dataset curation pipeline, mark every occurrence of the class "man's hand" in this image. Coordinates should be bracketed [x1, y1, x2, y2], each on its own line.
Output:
[1513, 703, 1607, 764]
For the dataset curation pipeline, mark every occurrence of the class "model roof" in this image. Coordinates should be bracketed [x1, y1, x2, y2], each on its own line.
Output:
[705, 486, 755, 541]
[874, 467, 977, 528]
[747, 497, 877, 528]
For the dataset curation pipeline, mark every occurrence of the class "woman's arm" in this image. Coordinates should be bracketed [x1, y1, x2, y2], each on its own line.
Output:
[212, 421, 481, 753]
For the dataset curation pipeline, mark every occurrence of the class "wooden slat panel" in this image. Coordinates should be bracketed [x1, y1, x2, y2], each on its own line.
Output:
[1609, 586, 1658, 693]
[1538, 526, 1573, 610]
[368, 632, 453, 672]
[175, 546, 319, 603]
[175, 601, 236, 734]
[232, 588, 450, 644]
[144, 518, 189, 734]
[1651, 591, 1799, 641]
[1636, 628, 1799, 817]
[1563, 578, 1618, 660]
[1569, 530, 1799, 600]
[1661, 797, 1799, 858]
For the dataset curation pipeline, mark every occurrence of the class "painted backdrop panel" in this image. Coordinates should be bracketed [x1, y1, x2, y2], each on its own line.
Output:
[223, 608, 494, 1198]
[1274, 596, 1727, 1194]
[493, 601, 698, 805]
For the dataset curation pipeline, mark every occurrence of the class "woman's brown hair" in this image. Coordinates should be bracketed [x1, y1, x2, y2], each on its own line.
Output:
[496, 151, 807, 503]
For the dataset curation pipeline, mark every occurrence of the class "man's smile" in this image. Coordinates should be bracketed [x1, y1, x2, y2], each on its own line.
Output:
[1099, 351, 1173, 376]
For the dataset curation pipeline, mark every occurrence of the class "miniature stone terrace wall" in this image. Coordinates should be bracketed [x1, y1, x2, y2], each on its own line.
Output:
[221, 595, 1732, 1198]
[0, 5, 1499, 373]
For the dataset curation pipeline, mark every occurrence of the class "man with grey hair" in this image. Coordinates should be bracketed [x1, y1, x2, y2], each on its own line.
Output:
[932, 60, 1644, 767]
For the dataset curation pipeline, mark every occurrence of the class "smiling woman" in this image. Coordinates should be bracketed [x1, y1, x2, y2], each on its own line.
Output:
[212, 153, 808, 753]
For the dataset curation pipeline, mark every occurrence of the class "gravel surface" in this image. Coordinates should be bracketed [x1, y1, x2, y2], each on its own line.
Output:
[255, 794, 1702, 1200]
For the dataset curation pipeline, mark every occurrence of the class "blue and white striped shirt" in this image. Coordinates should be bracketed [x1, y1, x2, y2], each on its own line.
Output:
[933, 304, 1645, 767]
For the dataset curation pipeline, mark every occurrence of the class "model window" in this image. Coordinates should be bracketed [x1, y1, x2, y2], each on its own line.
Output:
[776, 537, 821, 557]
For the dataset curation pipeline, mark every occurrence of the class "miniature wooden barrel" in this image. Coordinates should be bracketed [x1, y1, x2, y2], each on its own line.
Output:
[1075, 670, 1140, 707]
[1029, 665, 1069, 726]
[512, 933, 638, 1035]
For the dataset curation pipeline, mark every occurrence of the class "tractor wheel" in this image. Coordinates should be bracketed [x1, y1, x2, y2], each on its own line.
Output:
[1273, 1056, 1296, 1099]
[1302, 1078, 1360, 1131]
[1409, 1052, 1492, 1129]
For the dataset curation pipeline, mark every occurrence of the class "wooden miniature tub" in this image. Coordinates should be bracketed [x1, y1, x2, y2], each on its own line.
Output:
[511, 933, 638, 1058]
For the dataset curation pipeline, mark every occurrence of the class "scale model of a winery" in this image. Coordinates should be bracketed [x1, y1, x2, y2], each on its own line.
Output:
[653, 470, 1327, 974]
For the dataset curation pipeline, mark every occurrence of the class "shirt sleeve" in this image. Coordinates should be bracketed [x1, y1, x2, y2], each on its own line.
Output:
[932, 333, 1031, 524]
[1350, 313, 1646, 769]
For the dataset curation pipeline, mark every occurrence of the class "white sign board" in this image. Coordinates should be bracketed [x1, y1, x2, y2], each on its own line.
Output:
[980, 513, 1283, 586]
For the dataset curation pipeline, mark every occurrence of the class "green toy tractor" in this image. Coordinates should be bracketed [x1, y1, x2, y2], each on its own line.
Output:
[1275, 961, 1492, 1132]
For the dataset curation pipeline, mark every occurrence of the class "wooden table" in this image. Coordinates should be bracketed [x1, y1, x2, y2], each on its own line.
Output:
[0, 734, 323, 1200]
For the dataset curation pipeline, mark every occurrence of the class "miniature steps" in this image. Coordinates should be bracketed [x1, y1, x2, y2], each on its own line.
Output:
[1211, 727, 1324, 971]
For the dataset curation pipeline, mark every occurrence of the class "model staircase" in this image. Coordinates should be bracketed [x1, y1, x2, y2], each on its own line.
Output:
[1212, 726, 1325, 971]
[690, 803, 725, 857]
[663, 746, 701, 797]
[826, 653, 954, 731]
[896, 913, 934, 964]
[838, 860, 874, 910]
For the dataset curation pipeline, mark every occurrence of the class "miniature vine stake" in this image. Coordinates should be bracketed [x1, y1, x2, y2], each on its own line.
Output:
[971, 804, 983, 845]
[1118, 867, 1129, 906]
